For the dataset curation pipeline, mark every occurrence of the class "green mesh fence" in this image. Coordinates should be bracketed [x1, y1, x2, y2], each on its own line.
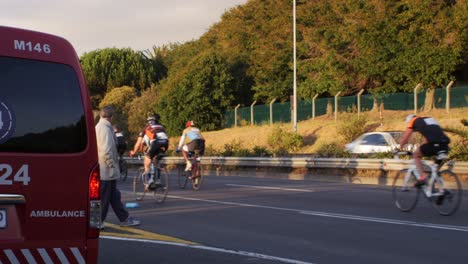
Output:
[224, 86, 468, 128]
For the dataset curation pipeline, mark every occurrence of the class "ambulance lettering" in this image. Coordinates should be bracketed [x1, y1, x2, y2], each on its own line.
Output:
[30, 210, 85, 218]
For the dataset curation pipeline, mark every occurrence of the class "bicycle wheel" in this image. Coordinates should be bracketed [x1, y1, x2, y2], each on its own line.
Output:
[120, 160, 128, 182]
[392, 169, 420, 212]
[133, 168, 147, 201]
[153, 167, 169, 203]
[178, 165, 189, 189]
[192, 163, 204, 191]
[431, 170, 462, 216]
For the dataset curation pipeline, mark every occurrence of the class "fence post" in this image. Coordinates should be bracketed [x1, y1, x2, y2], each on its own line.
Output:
[250, 100, 257, 126]
[357, 89, 364, 118]
[334, 92, 341, 121]
[446, 80, 454, 113]
[269, 98, 277, 126]
[312, 94, 319, 120]
[234, 104, 241, 127]
[414, 83, 422, 114]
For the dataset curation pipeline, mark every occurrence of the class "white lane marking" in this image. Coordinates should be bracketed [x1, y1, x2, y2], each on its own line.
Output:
[38, 248, 53, 264]
[169, 195, 468, 232]
[101, 235, 314, 264]
[300, 211, 468, 232]
[21, 249, 37, 264]
[226, 184, 316, 192]
[53, 248, 69, 264]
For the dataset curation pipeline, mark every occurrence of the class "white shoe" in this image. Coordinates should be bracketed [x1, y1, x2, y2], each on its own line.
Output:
[185, 162, 192, 171]
[120, 217, 141, 227]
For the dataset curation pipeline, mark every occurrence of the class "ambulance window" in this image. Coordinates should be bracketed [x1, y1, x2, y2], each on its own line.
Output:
[0, 56, 87, 153]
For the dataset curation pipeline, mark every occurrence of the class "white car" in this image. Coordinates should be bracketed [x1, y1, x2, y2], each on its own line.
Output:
[345, 131, 416, 154]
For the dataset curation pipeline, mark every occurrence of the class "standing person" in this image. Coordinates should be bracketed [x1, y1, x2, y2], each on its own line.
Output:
[176, 120, 205, 173]
[129, 114, 169, 188]
[400, 114, 451, 186]
[96, 106, 140, 228]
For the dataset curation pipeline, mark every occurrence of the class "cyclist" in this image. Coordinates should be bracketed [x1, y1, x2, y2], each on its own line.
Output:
[176, 120, 205, 174]
[399, 114, 451, 187]
[130, 114, 169, 188]
[114, 125, 127, 156]
[114, 125, 128, 175]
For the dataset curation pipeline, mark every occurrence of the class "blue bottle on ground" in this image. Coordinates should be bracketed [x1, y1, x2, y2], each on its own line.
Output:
[125, 202, 139, 208]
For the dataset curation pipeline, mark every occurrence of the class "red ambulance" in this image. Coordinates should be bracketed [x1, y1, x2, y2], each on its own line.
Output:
[0, 26, 101, 263]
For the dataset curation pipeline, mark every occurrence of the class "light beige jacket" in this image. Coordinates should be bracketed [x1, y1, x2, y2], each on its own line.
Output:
[95, 118, 120, 181]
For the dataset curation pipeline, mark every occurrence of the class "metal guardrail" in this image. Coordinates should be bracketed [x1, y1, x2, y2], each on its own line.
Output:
[125, 157, 468, 174]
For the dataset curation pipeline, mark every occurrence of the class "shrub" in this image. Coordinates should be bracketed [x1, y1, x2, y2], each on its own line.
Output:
[267, 126, 303, 156]
[220, 140, 251, 157]
[338, 115, 369, 142]
[316, 143, 350, 158]
[251, 146, 272, 157]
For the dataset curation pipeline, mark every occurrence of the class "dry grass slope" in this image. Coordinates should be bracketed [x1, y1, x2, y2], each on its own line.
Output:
[170, 108, 467, 155]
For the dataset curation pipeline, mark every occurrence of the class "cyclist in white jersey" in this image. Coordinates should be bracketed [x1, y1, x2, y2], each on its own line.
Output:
[176, 120, 205, 171]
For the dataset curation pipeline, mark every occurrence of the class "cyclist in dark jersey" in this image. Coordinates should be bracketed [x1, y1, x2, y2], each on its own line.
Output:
[130, 114, 169, 187]
[400, 114, 450, 186]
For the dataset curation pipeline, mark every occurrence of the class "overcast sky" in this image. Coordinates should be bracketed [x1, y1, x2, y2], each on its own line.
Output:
[1, 0, 249, 56]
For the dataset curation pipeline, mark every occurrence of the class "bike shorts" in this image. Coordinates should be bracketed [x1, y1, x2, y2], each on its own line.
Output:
[145, 139, 168, 160]
[420, 142, 449, 157]
[183, 139, 205, 156]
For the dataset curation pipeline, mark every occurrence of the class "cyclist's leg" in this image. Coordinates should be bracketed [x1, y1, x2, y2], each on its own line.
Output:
[194, 139, 205, 178]
[145, 141, 159, 183]
[182, 144, 192, 171]
[414, 144, 434, 182]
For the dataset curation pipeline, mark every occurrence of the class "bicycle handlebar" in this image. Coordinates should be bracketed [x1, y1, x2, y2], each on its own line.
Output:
[392, 149, 412, 157]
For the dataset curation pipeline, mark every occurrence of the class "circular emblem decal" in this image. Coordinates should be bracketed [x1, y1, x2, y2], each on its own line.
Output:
[0, 99, 16, 144]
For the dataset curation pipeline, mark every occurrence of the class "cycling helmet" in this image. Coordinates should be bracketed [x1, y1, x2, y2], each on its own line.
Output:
[147, 113, 160, 123]
[405, 114, 416, 125]
[185, 120, 194, 128]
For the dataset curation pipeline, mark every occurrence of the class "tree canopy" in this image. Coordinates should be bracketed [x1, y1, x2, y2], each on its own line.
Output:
[81, 0, 468, 138]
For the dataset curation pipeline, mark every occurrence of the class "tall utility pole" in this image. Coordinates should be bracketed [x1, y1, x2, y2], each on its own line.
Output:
[292, 0, 297, 132]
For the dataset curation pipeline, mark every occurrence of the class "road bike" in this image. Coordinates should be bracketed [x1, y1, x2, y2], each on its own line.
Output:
[392, 151, 462, 216]
[118, 155, 128, 182]
[133, 154, 169, 203]
[177, 151, 204, 190]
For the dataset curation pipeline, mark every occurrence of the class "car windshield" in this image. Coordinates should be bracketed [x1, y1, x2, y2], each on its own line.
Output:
[0, 56, 87, 153]
[361, 134, 387, 146]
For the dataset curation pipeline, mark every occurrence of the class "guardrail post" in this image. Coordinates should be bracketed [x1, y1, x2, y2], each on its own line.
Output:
[312, 94, 319, 120]
[413, 83, 422, 114]
[234, 104, 241, 127]
[446, 80, 454, 113]
[357, 89, 364, 118]
[250, 100, 257, 126]
[334, 91, 341, 121]
[269, 98, 277, 126]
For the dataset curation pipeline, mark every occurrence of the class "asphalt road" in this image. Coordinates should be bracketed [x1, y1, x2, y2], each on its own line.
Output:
[98, 171, 468, 264]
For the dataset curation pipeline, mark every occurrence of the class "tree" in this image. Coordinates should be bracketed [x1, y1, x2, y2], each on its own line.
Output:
[126, 86, 160, 139]
[156, 51, 237, 136]
[98, 86, 138, 136]
[80, 48, 164, 108]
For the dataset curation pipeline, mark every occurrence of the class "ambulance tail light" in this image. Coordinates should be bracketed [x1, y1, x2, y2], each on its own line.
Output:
[88, 164, 101, 238]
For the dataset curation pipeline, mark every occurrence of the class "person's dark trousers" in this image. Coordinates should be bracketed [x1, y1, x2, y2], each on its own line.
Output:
[100, 180, 129, 222]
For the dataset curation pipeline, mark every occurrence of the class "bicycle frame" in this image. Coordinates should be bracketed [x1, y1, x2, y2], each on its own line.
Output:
[402, 160, 445, 198]
[189, 155, 201, 178]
